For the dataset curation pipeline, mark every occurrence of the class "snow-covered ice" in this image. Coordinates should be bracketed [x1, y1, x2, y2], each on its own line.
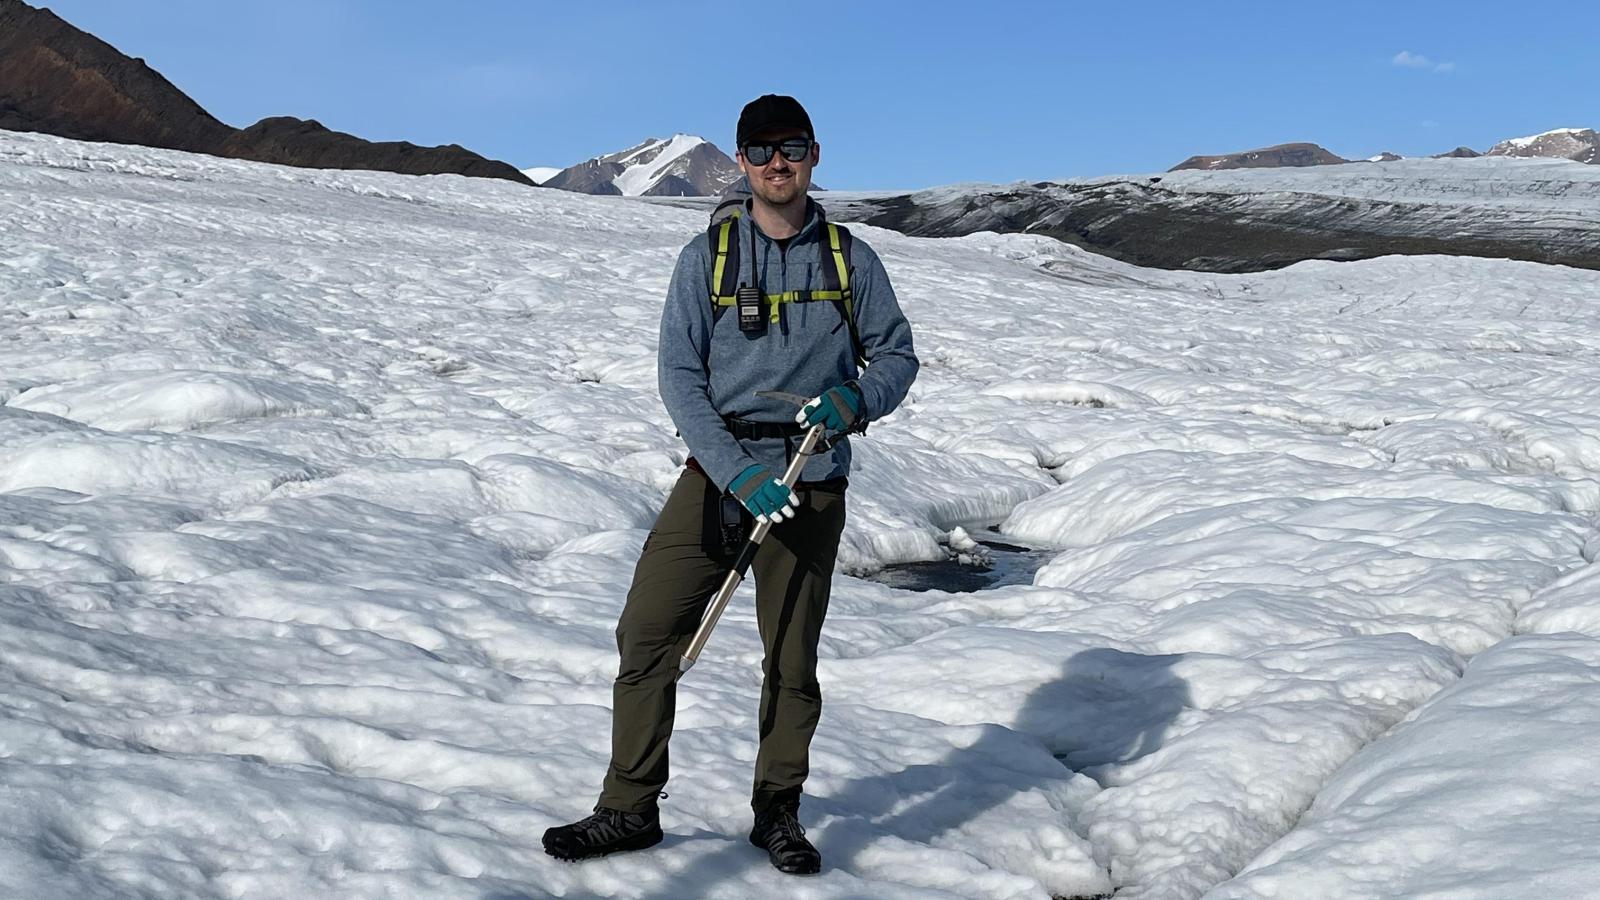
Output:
[1072, 153, 1600, 211]
[1209, 633, 1600, 899]
[4, 128, 1600, 899]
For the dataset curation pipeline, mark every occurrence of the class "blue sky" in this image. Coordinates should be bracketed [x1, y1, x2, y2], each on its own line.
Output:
[39, 0, 1599, 190]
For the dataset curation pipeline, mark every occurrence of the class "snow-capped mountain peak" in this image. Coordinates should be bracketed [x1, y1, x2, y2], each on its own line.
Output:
[611, 134, 710, 195]
[543, 134, 740, 197]
[1501, 127, 1591, 149]
[614, 133, 701, 166]
[1486, 127, 1599, 164]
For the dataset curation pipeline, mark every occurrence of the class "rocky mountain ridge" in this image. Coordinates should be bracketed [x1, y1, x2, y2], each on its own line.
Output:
[1171, 142, 1349, 171]
[1485, 127, 1599, 165]
[1170, 128, 1593, 171]
[0, 0, 532, 185]
[813, 156, 1600, 274]
[543, 135, 739, 197]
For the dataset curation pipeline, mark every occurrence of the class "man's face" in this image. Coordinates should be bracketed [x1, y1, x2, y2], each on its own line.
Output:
[737, 127, 820, 209]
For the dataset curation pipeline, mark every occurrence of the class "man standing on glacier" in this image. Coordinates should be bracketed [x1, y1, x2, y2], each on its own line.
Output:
[544, 94, 919, 875]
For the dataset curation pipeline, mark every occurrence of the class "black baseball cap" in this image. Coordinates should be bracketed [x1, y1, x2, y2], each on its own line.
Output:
[736, 95, 814, 147]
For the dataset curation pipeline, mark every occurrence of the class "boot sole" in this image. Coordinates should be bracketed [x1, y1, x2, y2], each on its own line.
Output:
[543, 827, 663, 862]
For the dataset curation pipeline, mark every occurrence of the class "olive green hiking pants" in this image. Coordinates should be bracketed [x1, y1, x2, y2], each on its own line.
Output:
[599, 466, 847, 815]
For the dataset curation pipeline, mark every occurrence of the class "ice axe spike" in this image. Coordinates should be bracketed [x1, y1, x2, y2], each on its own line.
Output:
[758, 389, 840, 453]
[756, 389, 815, 411]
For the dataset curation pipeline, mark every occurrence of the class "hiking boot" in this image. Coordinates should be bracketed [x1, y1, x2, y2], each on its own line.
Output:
[542, 806, 663, 861]
[749, 803, 820, 875]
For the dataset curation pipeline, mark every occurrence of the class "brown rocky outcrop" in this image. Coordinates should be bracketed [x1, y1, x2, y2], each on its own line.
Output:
[218, 117, 532, 183]
[1485, 128, 1599, 165]
[0, 0, 532, 185]
[0, 0, 231, 151]
[1170, 142, 1349, 172]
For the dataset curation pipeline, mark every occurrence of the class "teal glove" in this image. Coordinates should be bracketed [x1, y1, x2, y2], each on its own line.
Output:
[795, 383, 862, 433]
[729, 464, 798, 524]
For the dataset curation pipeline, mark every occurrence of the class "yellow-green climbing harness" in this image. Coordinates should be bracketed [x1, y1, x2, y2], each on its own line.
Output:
[706, 213, 867, 369]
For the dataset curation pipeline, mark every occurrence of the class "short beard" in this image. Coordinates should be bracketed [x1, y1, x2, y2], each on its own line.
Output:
[752, 178, 803, 208]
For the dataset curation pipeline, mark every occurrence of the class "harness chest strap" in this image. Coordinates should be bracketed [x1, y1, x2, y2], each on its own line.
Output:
[707, 216, 867, 369]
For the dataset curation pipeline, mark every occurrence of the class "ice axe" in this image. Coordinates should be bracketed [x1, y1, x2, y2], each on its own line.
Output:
[677, 390, 833, 679]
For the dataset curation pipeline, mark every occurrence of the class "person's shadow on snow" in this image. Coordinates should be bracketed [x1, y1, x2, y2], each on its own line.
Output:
[815, 647, 1189, 893]
[607, 645, 1189, 900]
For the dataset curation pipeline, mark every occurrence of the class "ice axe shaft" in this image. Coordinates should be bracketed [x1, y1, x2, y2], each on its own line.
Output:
[678, 408, 827, 678]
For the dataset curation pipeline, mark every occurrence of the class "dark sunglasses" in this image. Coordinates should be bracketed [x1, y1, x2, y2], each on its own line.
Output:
[741, 138, 813, 166]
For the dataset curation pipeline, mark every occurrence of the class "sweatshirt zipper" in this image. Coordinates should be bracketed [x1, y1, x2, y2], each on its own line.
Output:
[777, 242, 788, 334]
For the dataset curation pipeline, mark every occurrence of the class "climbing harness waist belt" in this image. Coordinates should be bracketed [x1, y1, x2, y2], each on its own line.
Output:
[683, 457, 849, 492]
[723, 417, 807, 441]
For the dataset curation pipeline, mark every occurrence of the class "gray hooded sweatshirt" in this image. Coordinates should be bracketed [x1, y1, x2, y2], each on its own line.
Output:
[657, 198, 919, 491]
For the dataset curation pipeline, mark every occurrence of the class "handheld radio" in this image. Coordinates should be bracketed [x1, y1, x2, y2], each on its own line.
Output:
[736, 284, 764, 333]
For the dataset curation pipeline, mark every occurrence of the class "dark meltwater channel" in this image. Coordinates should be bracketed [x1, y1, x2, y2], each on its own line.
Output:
[865, 527, 1060, 592]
